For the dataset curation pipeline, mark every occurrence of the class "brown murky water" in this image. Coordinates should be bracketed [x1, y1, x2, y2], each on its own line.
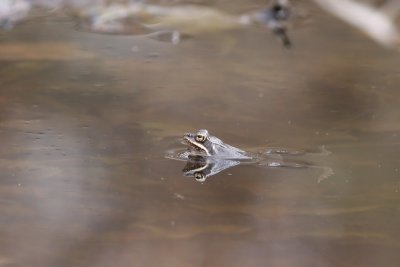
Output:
[1, 2, 400, 267]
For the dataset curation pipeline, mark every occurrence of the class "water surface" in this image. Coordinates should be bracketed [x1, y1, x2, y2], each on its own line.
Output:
[0, 2, 400, 267]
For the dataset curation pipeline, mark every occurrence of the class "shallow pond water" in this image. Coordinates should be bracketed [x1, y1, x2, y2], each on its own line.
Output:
[0, 1, 400, 267]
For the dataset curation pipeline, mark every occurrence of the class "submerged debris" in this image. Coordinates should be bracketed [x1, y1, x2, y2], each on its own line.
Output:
[313, 0, 400, 48]
[251, 0, 292, 47]
[75, 0, 292, 47]
[0, 0, 293, 48]
[0, 0, 31, 30]
[4, 0, 399, 49]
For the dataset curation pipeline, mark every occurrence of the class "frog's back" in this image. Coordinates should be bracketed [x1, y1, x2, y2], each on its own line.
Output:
[210, 136, 250, 159]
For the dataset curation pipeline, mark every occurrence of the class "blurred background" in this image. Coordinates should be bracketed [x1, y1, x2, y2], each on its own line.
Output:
[0, 1, 400, 267]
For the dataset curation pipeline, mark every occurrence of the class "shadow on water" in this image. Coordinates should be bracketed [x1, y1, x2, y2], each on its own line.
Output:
[0, 1, 400, 267]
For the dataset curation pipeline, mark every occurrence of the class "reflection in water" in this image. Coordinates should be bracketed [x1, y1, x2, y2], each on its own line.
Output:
[182, 155, 240, 182]
[167, 142, 333, 183]
[171, 149, 334, 182]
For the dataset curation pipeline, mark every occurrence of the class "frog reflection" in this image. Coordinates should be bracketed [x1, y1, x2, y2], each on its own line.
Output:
[182, 155, 240, 182]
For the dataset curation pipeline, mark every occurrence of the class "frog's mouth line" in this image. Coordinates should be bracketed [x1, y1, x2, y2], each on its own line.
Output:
[183, 136, 211, 156]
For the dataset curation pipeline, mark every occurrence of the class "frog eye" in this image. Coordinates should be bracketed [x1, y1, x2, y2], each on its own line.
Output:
[195, 134, 206, 143]
[194, 172, 206, 182]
